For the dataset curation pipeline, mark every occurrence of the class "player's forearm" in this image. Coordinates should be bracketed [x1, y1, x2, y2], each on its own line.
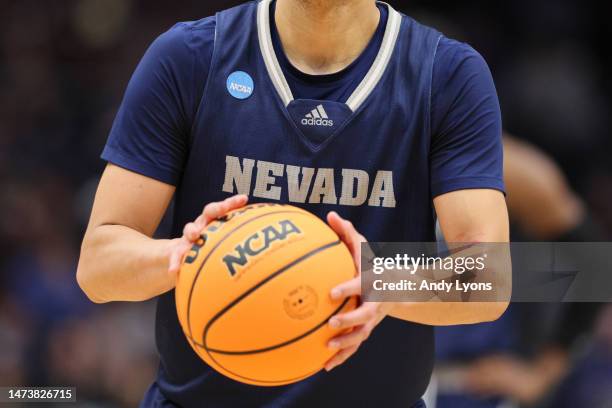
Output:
[376, 242, 510, 325]
[390, 301, 508, 325]
[77, 224, 176, 303]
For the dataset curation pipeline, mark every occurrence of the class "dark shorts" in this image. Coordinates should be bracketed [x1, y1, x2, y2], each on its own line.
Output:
[141, 381, 427, 408]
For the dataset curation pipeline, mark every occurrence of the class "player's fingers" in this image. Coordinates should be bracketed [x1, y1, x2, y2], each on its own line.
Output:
[324, 344, 359, 372]
[183, 222, 201, 241]
[329, 302, 377, 329]
[192, 213, 206, 230]
[202, 201, 224, 222]
[327, 212, 360, 246]
[168, 239, 191, 274]
[168, 252, 182, 275]
[328, 325, 371, 350]
[326, 211, 347, 238]
[327, 211, 365, 271]
[330, 277, 360, 300]
[203, 195, 248, 222]
[222, 194, 249, 213]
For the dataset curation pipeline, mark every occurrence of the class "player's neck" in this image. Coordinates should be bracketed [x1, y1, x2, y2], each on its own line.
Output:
[275, 0, 380, 75]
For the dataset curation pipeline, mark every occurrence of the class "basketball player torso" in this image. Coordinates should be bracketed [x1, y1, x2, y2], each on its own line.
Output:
[155, 1, 439, 406]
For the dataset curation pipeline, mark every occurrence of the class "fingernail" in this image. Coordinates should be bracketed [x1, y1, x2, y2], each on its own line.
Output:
[329, 318, 340, 329]
[328, 341, 339, 349]
[331, 289, 341, 300]
[325, 364, 335, 372]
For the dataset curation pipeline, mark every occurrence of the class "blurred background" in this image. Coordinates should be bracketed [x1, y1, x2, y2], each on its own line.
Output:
[0, 0, 611, 407]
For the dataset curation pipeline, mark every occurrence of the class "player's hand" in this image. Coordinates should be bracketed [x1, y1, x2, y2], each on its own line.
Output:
[324, 211, 394, 371]
[167, 195, 249, 276]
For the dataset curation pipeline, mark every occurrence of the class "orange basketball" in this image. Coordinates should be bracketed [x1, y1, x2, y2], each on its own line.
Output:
[175, 203, 357, 386]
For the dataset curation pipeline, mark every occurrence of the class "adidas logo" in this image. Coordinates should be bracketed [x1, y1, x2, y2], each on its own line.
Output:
[301, 104, 334, 127]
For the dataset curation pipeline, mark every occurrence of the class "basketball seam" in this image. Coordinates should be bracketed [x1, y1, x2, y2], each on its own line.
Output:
[198, 239, 354, 385]
[201, 239, 342, 351]
[203, 297, 356, 385]
[185, 209, 306, 343]
[190, 239, 342, 349]
[206, 296, 352, 355]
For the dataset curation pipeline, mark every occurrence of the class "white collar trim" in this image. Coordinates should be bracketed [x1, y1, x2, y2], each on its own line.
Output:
[257, 0, 402, 112]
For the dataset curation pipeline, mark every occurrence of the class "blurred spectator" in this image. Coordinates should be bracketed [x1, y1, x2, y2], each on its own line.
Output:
[548, 305, 612, 408]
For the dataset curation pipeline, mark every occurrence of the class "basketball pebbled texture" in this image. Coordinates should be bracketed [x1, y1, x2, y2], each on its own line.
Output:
[175, 203, 358, 386]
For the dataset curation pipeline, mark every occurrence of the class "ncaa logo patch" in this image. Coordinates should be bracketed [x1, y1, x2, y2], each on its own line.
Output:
[226, 71, 254, 100]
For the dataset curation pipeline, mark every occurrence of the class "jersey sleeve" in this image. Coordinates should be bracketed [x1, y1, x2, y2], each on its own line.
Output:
[101, 18, 215, 185]
[429, 37, 505, 198]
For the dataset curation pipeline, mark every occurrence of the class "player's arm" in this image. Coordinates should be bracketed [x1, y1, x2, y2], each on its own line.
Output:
[388, 38, 510, 325]
[77, 164, 248, 303]
[77, 164, 176, 303]
[324, 39, 509, 370]
[389, 188, 510, 325]
[323, 197, 509, 370]
[77, 21, 226, 303]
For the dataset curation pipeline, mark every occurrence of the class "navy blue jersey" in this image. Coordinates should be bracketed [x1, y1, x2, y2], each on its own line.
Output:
[102, 1, 504, 406]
